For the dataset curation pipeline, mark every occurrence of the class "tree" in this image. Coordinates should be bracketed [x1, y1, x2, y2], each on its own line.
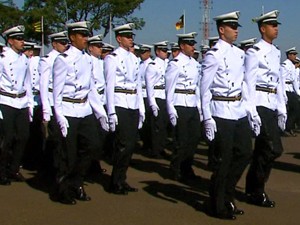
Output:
[22, 0, 145, 45]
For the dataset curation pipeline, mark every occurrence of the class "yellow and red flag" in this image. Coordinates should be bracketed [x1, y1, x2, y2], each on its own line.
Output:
[175, 15, 184, 30]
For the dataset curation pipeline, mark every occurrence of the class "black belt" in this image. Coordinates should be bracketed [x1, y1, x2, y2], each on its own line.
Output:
[62, 96, 87, 103]
[256, 86, 277, 94]
[285, 81, 292, 84]
[115, 88, 137, 94]
[154, 85, 165, 90]
[97, 89, 104, 95]
[0, 90, 26, 98]
[212, 93, 241, 101]
[175, 89, 196, 95]
[32, 90, 40, 95]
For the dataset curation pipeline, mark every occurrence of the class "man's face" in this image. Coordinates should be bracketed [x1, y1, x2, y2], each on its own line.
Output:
[171, 49, 180, 58]
[219, 23, 239, 44]
[288, 52, 297, 62]
[180, 42, 195, 57]
[156, 48, 169, 60]
[261, 23, 279, 41]
[8, 36, 24, 53]
[70, 32, 89, 50]
[53, 40, 69, 53]
[88, 43, 103, 57]
[117, 33, 134, 50]
[140, 50, 151, 61]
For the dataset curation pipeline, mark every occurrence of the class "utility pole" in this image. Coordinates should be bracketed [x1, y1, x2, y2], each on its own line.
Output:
[200, 0, 212, 45]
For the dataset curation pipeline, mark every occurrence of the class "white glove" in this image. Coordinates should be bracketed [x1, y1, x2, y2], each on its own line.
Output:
[170, 114, 178, 127]
[278, 114, 287, 131]
[109, 114, 118, 132]
[0, 110, 3, 120]
[248, 114, 261, 136]
[57, 116, 69, 137]
[29, 107, 33, 122]
[151, 105, 159, 117]
[99, 116, 109, 132]
[204, 118, 217, 141]
[138, 114, 145, 129]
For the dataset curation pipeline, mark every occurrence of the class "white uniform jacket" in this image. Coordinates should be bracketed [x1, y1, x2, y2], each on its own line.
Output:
[39, 49, 60, 121]
[53, 46, 107, 122]
[104, 47, 145, 116]
[165, 52, 201, 117]
[245, 39, 286, 115]
[27, 56, 41, 106]
[0, 47, 32, 110]
[201, 39, 249, 121]
[145, 57, 168, 108]
[139, 57, 153, 98]
[91, 55, 106, 105]
[281, 58, 300, 94]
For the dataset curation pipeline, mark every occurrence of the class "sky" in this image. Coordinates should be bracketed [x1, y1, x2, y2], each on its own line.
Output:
[12, 0, 300, 55]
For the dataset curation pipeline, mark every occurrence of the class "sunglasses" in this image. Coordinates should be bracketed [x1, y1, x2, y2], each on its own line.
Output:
[93, 43, 103, 48]
[159, 48, 169, 53]
[57, 40, 69, 45]
[183, 41, 196, 46]
[120, 33, 135, 39]
[13, 36, 24, 41]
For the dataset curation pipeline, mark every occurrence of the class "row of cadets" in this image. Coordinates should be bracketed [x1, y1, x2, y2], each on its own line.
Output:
[0, 25, 32, 185]
[170, 42, 180, 58]
[239, 37, 257, 51]
[281, 47, 300, 136]
[104, 23, 144, 195]
[165, 32, 202, 182]
[52, 21, 108, 205]
[138, 43, 154, 153]
[145, 41, 169, 158]
[39, 31, 69, 176]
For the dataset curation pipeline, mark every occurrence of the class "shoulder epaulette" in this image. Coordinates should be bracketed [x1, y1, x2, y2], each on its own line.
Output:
[149, 62, 156, 65]
[252, 46, 260, 51]
[281, 62, 286, 65]
[60, 53, 68, 58]
[86, 52, 91, 56]
[209, 48, 218, 52]
[42, 55, 49, 58]
[0, 53, 4, 58]
[275, 45, 280, 50]
[110, 53, 117, 57]
[171, 59, 179, 62]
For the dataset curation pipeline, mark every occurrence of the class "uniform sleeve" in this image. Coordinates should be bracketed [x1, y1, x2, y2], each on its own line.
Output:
[244, 48, 259, 117]
[53, 56, 67, 119]
[88, 76, 107, 119]
[24, 59, 34, 110]
[145, 63, 158, 108]
[104, 55, 117, 115]
[39, 57, 52, 121]
[165, 61, 179, 116]
[276, 52, 287, 115]
[136, 64, 145, 115]
[200, 52, 218, 121]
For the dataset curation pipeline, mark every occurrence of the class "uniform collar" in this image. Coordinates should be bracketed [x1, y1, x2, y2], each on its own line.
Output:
[69, 45, 85, 55]
[257, 39, 276, 53]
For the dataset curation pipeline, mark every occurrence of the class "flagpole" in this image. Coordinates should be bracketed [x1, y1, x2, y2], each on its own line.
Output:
[183, 10, 186, 34]
[109, 13, 112, 44]
[41, 16, 44, 56]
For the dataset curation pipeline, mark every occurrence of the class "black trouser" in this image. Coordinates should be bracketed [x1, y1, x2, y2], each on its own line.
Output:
[110, 107, 139, 187]
[210, 116, 252, 214]
[23, 105, 43, 170]
[57, 114, 100, 193]
[246, 106, 283, 195]
[150, 98, 168, 155]
[0, 104, 30, 176]
[170, 106, 200, 176]
[286, 91, 300, 132]
[139, 98, 152, 150]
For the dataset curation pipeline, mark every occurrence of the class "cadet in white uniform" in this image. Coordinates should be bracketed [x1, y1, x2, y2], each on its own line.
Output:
[39, 31, 69, 175]
[104, 23, 144, 195]
[281, 47, 300, 136]
[52, 21, 108, 205]
[87, 34, 108, 174]
[239, 38, 257, 52]
[201, 12, 257, 220]
[245, 10, 287, 208]
[145, 41, 169, 158]
[138, 44, 153, 152]
[165, 32, 201, 182]
[0, 26, 33, 185]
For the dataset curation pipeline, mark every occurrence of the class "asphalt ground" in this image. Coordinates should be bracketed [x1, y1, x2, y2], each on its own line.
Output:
[1, 135, 300, 225]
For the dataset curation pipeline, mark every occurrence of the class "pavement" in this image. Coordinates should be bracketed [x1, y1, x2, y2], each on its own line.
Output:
[1, 135, 300, 225]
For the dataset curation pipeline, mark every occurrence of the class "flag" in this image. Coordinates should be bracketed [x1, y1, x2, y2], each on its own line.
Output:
[33, 21, 42, 32]
[175, 15, 184, 30]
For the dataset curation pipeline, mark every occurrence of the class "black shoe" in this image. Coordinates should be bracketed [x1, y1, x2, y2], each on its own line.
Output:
[58, 191, 77, 205]
[9, 172, 25, 182]
[75, 186, 91, 201]
[0, 176, 11, 185]
[123, 183, 138, 192]
[170, 170, 182, 181]
[109, 184, 128, 195]
[214, 211, 236, 220]
[247, 193, 275, 208]
[225, 201, 244, 215]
